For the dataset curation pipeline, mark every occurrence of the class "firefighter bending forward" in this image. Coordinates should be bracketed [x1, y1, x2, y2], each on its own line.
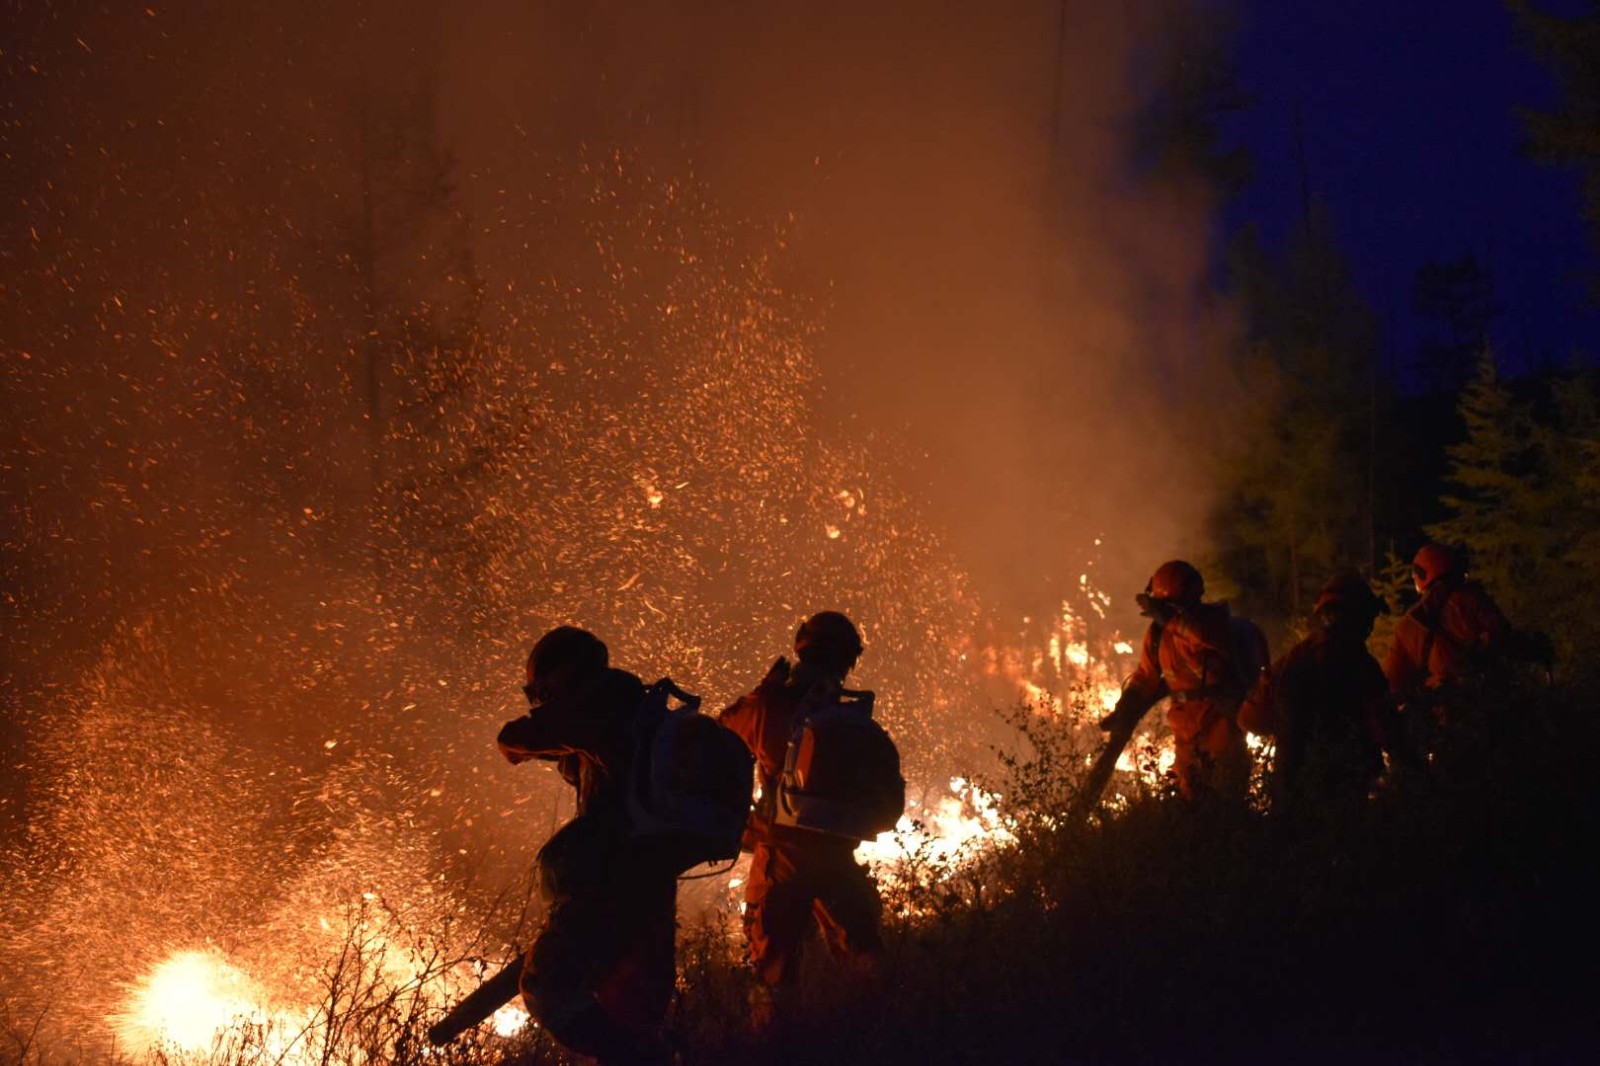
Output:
[497, 626, 677, 1066]
[1101, 561, 1252, 801]
[719, 611, 885, 1029]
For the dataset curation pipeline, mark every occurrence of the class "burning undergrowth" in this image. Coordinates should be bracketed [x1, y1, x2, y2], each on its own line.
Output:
[2, 155, 1157, 1060]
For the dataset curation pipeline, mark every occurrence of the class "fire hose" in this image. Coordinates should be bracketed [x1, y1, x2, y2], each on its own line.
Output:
[427, 955, 524, 1046]
[1067, 698, 1152, 824]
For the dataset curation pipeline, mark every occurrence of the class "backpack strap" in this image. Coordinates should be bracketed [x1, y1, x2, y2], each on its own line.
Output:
[1149, 619, 1168, 684]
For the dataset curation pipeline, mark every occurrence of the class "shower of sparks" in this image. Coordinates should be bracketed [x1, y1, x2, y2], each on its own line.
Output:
[3, 148, 1153, 1059]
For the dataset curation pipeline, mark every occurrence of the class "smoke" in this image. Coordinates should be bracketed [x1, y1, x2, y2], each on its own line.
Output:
[441, 0, 1237, 605]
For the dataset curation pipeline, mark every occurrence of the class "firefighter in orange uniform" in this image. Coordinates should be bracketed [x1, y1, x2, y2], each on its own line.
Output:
[1240, 573, 1396, 808]
[718, 611, 884, 1028]
[1382, 543, 1517, 701]
[1100, 561, 1254, 802]
[495, 626, 677, 1066]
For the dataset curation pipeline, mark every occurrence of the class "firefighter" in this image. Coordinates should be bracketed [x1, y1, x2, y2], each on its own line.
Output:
[718, 611, 884, 1029]
[494, 626, 677, 1066]
[1240, 572, 1396, 809]
[1383, 542, 1554, 752]
[1382, 543, 1518, 700]
[1099, 561, 1255, 802]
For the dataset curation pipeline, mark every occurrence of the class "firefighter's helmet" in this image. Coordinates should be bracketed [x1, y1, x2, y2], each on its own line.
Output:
[1147, 560, 1205, 606]
[525, 626, 609, 700]
[1411, 543, 1461, 594]
[1313, 571, 1384, 623]
[794, 611, 864, 670]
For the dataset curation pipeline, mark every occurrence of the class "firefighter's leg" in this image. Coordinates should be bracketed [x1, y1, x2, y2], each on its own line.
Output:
[523, 892, 672, 1064]
[1170, 704, 1248, 801]
[743, 844, 811, 1027]
[1199, 713, 1251, 801]
[593, 880, 678, 1032]
[1167, 703, 1205, 800]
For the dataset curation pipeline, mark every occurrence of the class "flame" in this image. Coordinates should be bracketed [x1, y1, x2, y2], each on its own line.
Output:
[491, 999, 531, 1038]
[988, 583, 1182, 791]
[115, 949, 270, 1053]
[856, 777, 1015, 875]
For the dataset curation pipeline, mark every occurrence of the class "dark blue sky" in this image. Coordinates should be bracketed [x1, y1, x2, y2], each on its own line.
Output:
[1224, 0, 1598, 370]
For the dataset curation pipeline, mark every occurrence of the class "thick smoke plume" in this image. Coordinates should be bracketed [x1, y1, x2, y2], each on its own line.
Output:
[444, 0, 1234, 602]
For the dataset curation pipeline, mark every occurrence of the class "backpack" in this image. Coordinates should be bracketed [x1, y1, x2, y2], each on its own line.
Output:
[629, 678, 754, 872]
[773, 683, 906, 841]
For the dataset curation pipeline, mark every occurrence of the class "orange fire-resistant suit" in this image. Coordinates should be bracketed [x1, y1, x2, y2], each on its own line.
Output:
[1119, 602, 1252, 801]
[1381, 579, 1514, 699]
[497, 668, 677, 1066]
[718, 659, 884, 991]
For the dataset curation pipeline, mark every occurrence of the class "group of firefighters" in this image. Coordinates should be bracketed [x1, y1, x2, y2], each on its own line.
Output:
[444, 544, 1541, 1064]
[1106, 544, 1544, 810]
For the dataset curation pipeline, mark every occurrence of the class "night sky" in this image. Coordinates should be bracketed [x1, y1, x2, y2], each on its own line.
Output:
[1225, 0, 1598, 370]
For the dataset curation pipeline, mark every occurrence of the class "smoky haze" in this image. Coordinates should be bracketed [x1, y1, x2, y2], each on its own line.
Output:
[441, 0, 1234, 608]
[1, 0, 1235, 1051]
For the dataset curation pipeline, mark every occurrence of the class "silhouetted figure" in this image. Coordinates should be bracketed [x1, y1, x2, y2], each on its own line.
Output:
[1241, 573, 1397, 809]
[718, 611, 891, 1030]
[495, 626, 677, 1066]
[1099, 561, 1262, 802]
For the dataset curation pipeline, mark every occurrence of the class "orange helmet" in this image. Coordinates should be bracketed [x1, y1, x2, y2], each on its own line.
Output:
[1411, 543, 1460, 593]
[1147, 560, 1204, 606]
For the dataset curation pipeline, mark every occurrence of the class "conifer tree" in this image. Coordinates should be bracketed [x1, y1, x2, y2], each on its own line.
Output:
[1426, 349, 1542, 621]
[1214, 210, 1380, 616]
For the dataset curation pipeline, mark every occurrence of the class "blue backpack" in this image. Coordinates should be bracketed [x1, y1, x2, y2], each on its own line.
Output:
[773, 683, 905, 841]
[628, 679, 754, 871]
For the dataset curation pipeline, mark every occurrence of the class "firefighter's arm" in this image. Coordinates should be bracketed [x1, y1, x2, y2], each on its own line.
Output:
[717, 658, 787, 750]
[715, 695, 759, 752]
[1465, 588, 1514, 655]
[496, 691, 604, 766]
[1236, 663, 1278, 737]
[1099, 629, 1166, 731]
[1380, 631, 1420, 699]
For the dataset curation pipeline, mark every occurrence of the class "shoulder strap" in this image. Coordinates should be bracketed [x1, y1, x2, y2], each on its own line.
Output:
[1149, 619, 1168, 683]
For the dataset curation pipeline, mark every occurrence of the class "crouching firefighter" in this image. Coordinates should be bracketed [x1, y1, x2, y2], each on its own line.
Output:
[428, 626, 753, 1060]
[1090, 561, 1266, 807]
[441, 628, 679, 1064]
[718, 611, 905, 1030]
